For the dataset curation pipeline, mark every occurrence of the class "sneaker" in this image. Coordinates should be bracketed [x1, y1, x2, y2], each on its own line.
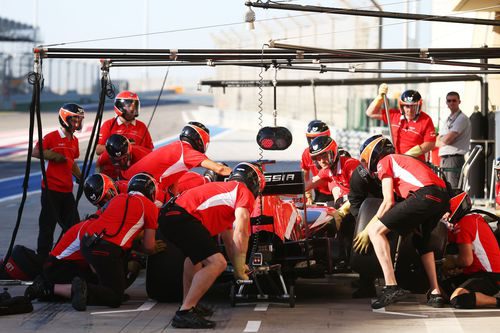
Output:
[71, 277, 87, 311]
[427, 293, 445, 308]
[172, 308, 216, 329]
[194, 303, 214, 317]
[371, 285, 410, 309]
[24, 275, 52, 301]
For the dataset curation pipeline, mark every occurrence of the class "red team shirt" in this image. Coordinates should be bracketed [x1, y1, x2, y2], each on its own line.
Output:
[317, 157, 360, 201]
[121, 141, 208, 191]
[381, 109, 436, 161]
[35, 129, 80, 193]
[83, 193, 158, 250]
[448, 214, 500, 275]
[98, 117, 154, 150]
[50, 220, 89, 263]
[377, 154, 446, 199]
[175, 181, 255, 236]
[301, 148, 331, 195]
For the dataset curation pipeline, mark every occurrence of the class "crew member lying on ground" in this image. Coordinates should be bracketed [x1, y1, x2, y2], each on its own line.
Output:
[24, 174, 119, 305]
[353, 135, 450, 309]
[441, 191, 500, 309]
[157, 162, 265, 329]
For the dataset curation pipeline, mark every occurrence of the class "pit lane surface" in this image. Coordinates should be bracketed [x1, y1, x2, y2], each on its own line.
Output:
[0, 95, 497, 332]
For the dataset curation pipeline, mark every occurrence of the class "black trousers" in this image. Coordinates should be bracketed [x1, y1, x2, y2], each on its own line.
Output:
[37, 189, 79, 259]
[81, 237, 126, 308]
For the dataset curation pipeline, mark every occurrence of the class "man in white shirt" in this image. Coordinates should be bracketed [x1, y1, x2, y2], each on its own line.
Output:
[436, 91, 471, 188]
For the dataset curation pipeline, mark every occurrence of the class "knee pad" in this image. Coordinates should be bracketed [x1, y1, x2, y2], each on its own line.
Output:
[450, 292, 476, 309]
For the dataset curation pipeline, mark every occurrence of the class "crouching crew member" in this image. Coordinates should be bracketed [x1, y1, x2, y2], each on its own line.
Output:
[301, 120, 334, 204]
[443, 192, 500, 309]
[77, 173, 161, 310]
[353, 135, 449, 309]
[158, 162, 265, 329]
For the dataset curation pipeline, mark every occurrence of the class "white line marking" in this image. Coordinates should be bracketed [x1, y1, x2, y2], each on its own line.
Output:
[254, 303, 269, 311]
[91, 300, 157, 315]
[243, 321, 261, 332]
[372, 308, 429, 318]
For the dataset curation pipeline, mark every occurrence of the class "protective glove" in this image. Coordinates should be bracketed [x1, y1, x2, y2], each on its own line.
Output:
[153, 239, 167, 254]
[233, 253, 249, 280]
[405, 145, 424, 157]
[331, 201, 351, 231]
[43, 149, 66, 163]
[353, 215, 380, 254]
[305, 191, 314, 205]
[378, 83, 389, 96]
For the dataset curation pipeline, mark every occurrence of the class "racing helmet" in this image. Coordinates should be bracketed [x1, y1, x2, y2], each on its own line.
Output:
[306, 120, 330, 144]
[398, 89, 423, 116]
[58, 103, 84, 132]
[227, 162, 265, 198]
[179, 121, 210, 153]
[114, 90, 140, 121]
[309, 136, 338, 167]
[127, 173, 158, 202]
[448, 191, 472, 224]
[204, 162, 229, 182]
[359, 135, 395, 174]
[83, 173, 118, 207]
[105, 134, 132, 170]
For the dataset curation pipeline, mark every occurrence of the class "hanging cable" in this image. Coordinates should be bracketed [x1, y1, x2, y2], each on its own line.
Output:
[75, 61, 111, 204]
[0, 54, 43, 272]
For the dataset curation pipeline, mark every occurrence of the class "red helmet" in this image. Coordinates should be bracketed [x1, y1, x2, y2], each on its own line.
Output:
[83, 173, 118, 207]
[59, 103, 84, 132]
[306, 120, 330, 145]
[448, 191, 472, 224]
[309, 136, 338, 167]
[114, 91, 140, 121]
[228, 162, 266, 198]
[398, 90, 423, 117]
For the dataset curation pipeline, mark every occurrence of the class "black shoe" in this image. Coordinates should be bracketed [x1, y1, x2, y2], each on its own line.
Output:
[71, 277, 87, 311]
[352, 286, 377, 299]
[371, 285, 410, 309]
[172, 308, 216, 329]
[427, 293, 445, 308]
[193, 303, 214, 317]
[24, 275, 52, 301]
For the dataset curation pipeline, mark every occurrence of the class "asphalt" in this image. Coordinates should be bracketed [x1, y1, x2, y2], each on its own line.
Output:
[0, 96, 499, 332]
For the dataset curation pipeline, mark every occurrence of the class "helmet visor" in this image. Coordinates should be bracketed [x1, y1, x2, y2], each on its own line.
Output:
[116, 99, 139, 118]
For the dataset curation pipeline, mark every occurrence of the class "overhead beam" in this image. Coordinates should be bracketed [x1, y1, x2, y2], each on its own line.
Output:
[245, 1, 500, 26]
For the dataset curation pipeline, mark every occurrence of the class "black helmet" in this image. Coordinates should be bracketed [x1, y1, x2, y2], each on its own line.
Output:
[449, 191, 472, 224]
[105, 134, 131, 170]
[227, 162, 265, 198]
[179, 121, 210, 153]
[204, 162, 229, 182]
[127, 173, 158, 202]
[84, 173, 118, 207]
[399, 89, 423, 116]
[306, 120, 330, 144]
[309, 136, 338, 167]
[359, 135, 395, 174]
[58, 103, 84, 132]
